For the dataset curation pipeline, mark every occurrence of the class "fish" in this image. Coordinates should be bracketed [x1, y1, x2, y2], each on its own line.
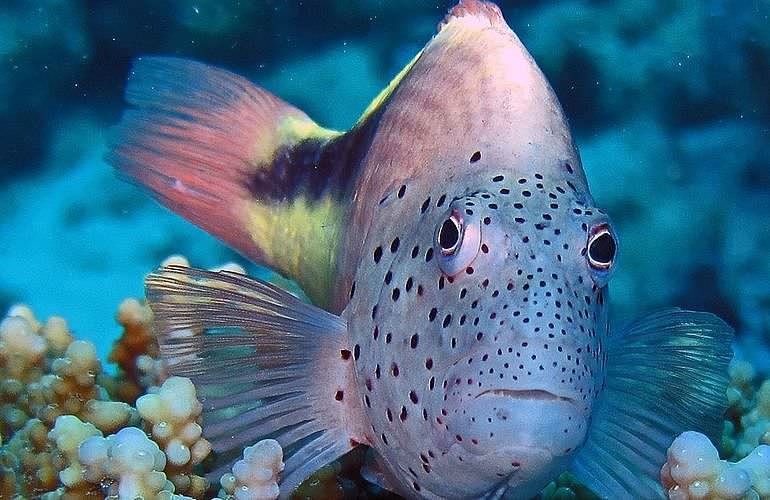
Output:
[107, 1, 734, 498]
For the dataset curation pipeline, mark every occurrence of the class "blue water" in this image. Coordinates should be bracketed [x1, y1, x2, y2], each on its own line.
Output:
[1, 0, 769, 372]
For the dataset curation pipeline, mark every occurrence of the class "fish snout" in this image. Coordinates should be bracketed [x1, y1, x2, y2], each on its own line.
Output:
[443, 339, 596, 415]
[439, 345, 593, 462]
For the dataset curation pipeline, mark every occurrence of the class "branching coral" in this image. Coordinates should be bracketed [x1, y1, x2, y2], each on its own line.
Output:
[541, 472, 600, 499]
[215, 439, 284, 500]
[0, 306, 135, 496]
[137, 376, 211, 497]
[1, 309, 53, 435]
[0, 307, 132, 438]
[661, 431, 770, 499]
[79, 426, 182, 499]
[46, 414, 103, 497]
[0, 301, 208, 498]
[109, 297, 159, 404]
[722, 360, 770, 461]
[4, 418, 59, 495]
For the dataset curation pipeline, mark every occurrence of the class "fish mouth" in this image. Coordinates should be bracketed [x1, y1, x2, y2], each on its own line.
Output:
[475, 389, 575, 405]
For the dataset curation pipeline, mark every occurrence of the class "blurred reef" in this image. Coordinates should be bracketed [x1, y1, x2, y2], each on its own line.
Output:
[0, 0, 769, 498]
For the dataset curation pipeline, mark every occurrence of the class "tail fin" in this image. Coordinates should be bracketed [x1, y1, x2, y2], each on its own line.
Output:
[570, 309, 733, 499]
[108, 57, 352, 307]
[145, 265, 366, 497]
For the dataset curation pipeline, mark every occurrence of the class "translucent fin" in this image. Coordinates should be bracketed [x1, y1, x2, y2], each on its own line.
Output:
[108, 57, 353, 307]
[570, 309, 734, 499]
[145, 265, 365, 498]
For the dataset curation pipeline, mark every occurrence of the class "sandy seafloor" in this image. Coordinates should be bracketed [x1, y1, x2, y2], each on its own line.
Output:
[1, 1, 769, 367]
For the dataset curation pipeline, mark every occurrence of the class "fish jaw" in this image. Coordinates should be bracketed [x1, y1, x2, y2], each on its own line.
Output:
[435, 345, 592, 489]
[428, 434, 574, 499]
[434, 390, 587, 496]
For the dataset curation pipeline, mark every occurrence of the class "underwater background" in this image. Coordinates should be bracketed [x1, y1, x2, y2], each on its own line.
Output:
[0, 1, 769, 497]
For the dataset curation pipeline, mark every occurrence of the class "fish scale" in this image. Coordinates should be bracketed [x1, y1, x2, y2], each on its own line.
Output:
[110, 1, 734, 498]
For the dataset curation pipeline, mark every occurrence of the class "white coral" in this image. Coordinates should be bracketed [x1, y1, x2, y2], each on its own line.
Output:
[79, 426, 173, 499]
[216, 439, 284, 500]
[661, 431, 770, 499]
[136, 376, 211, 467]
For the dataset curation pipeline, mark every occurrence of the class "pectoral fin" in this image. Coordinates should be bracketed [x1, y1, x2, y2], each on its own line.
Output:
[570, 309, 734, 499]
[145, 265, 368, 498]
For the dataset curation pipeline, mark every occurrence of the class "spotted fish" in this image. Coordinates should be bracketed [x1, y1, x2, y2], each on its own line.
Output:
[108, 1, 734, 498]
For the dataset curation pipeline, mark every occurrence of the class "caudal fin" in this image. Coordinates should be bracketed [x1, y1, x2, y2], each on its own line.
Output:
[570, 309, 733, 499]
[108, 57, 353, 307]
[145, 265, 366, 497]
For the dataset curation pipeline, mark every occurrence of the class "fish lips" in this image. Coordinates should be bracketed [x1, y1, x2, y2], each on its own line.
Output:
[444, 386, 589, 461]
[438, 390, 584, 500]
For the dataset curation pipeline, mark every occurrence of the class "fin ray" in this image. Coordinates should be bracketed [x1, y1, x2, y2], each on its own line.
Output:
[570, 309, 733, 499]
[145, 266, 364, 497]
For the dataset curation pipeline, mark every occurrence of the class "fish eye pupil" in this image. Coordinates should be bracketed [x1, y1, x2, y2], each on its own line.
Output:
[439, 217, 461, 253]
[588, 231, 616, 267]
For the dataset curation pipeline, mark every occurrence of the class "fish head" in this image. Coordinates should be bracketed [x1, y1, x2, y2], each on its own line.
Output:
[355, 168, 618, 497]
[432, 174, 616, 494]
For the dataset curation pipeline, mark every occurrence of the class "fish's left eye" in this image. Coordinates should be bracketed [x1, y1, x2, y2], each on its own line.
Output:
[435, 207, 481, 276]
[587, 225, 616, 270]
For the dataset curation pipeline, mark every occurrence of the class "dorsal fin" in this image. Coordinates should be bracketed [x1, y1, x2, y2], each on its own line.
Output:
[438, 0, 507, 31]
[108, 57, 362, 308]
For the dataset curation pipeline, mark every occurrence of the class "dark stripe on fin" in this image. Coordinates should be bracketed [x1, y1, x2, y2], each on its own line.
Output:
[246, 134, 365, 202]
[569, 309, 733, 499]
[107, 57, 361, 307]
[145, 265, 366, 498]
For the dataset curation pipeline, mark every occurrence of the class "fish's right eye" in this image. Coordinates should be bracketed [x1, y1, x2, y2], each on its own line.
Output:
[586, 223, 617, 271]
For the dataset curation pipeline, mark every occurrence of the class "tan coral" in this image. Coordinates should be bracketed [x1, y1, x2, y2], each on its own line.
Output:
[722, 362, 770, 460]
[0, 310, 73, 436]
[4, 418, 58, 496]
[42, 317, 74, 357]
[47, 415, 102, 494]
[33, 340, 113, 429]
[734, 380, 770, 458]
[109, 298, 159, 404]
[0, 305, 137, 496]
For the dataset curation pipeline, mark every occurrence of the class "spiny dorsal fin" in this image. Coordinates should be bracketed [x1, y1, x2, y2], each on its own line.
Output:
[438, 0, 507, 32]
[108, 57, 357, 308]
